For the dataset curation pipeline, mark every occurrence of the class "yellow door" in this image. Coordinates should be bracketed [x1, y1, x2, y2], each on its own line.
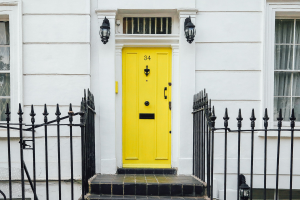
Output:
[122, 47, 172, 168]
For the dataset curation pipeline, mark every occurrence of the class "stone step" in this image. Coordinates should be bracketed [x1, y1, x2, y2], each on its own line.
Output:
[85, 194, 206, 199]
[89, 174, 205, 197]
[117, 168, 177, 175]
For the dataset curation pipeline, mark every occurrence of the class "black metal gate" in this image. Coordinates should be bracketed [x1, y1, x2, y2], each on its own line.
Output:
[193, 89, 299, 200]
[0, 89, 95, 200]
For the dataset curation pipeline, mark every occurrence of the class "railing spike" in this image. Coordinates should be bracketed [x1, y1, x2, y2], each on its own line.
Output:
[263, 108, 269, 120]
[290, 108, 296, 121]
[18, 103, 23, 115]
[55, 104, 61, 116]
[224, 108, 229, 120]
[263, 108, 269, 128]
[250, 109, 256, 121]
[43, 104, 48, 116]
[69, 103, 73, 112]
[5, 103, 10, 115]
[237, 109, 243, 120]
[277, 109, 283, 121]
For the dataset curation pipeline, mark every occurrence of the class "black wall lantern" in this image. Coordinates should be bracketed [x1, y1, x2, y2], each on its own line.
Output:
[239, 174, 250, 200]
[184, 16, 196, 44]
[100, 17, 110, 44]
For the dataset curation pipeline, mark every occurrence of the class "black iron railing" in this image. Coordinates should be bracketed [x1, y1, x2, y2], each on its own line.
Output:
[193, 89, 298, 200]
[0, 89, 95, 200]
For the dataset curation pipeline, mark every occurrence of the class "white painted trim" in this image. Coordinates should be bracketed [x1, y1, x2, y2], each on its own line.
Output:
[0, 0, 23, 122]
[263, 2, 300, 135]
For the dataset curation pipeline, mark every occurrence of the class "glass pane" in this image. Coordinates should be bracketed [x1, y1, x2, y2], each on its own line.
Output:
[150, 18, 155, 34]
[274, 72, 291, 96]
[275, 19, 294, 44]
[274, 45, 293, 70]
[123, 18, 126, 34]
[292, 98, 300, 121]
[0, 98, 9, 121]
[0, 73, 10, 96]
[138, 18, 143, 34]
[127, 18, 132, 34]
[145, 18, 149, 34]
[294, 46, 300, 70]
[296, 19, 300, 44]
[293, 73, 300, 96]
[0, 47, 10, 70]
[133, 18, 137, 34]
[0, 22, 9, 45]
[167, 18, 172, 34]
[274, 97, 291, 121]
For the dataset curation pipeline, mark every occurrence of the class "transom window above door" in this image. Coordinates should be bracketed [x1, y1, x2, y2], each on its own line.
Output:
[123, 17, 172, 34]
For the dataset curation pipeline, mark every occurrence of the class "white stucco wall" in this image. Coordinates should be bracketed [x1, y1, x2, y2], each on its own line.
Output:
[1, 0, 300, 199]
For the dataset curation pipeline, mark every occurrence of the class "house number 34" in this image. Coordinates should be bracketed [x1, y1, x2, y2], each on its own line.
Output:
[144, 55, 151, 60]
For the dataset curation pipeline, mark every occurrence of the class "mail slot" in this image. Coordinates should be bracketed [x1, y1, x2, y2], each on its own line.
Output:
[139, 113, 155, 119]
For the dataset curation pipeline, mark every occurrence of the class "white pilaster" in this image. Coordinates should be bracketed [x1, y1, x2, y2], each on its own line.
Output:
[171, 44, 180, 168]
[115, 44, 123, 168]
[177, 9, 197, 174]
[96, 10, 117, 174]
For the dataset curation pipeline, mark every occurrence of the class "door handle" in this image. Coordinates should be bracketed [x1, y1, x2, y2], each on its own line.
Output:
[164, 87, 167, 99]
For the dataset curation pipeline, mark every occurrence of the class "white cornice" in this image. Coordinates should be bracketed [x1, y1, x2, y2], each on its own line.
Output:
[95, 9, 117, 17]
[0, 0, 19, 6]
[115, 34, 179, 46]
[177, 8, 198, 16]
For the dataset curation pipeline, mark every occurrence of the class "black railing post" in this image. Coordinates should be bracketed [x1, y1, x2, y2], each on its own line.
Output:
[250, 109, 256, 200]
[43, 104, 49, 200]
[68, 103, 74, 200]
[79, 97, 86, 200]
[55, 104, 62, 200]
[210, 106, 216, 200]
[30, 105, 37, 200]
[263, 108, 269, 200]
[289, 109, 296, 200]
[18, 103, 25, 200]
[223, 108, 229, 200]
[275, 109, 283, 200]
[5, 103, 12, 200]
[237, 109, 243, 200]
[193, 94, 196, 176]
[201, 91, 205, 181]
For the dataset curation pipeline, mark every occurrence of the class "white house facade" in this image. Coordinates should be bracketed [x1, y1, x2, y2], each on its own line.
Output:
[1, 0, 300, 199]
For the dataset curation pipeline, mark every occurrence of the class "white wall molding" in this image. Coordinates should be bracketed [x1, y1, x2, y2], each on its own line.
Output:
[95, 9, 117, 18]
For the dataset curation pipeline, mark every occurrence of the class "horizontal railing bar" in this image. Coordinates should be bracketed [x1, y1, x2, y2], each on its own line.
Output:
[87, 105, 96, 114]
[213, 128, 300, 132]
[24, 124, 81, 127]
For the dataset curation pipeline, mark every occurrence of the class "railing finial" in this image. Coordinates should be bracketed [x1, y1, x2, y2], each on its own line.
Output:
[290, 108, 296, 128]
[43, 104, 49, 123]
[250, 109, 256, 128]
[277, 109, 283, 128]
[5, 103, 10, 122]
[263, 108, 269, 128]
[30, 105, 36, 124]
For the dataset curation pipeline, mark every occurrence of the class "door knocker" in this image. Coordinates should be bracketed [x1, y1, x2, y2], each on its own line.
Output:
[144, 65, 150, 76]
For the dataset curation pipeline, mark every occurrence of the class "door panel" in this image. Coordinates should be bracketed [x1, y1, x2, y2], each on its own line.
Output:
[122, 48, 172, 168]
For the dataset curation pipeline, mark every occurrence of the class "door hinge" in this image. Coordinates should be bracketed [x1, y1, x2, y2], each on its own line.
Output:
[169, 101, 171, 110]
[168, 82, 172, 86]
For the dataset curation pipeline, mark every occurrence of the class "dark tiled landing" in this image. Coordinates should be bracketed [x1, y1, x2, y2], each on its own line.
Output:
[89, 174, 205, 197]
[117, 168, 177, 175]
[85, 194, 206, 200]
